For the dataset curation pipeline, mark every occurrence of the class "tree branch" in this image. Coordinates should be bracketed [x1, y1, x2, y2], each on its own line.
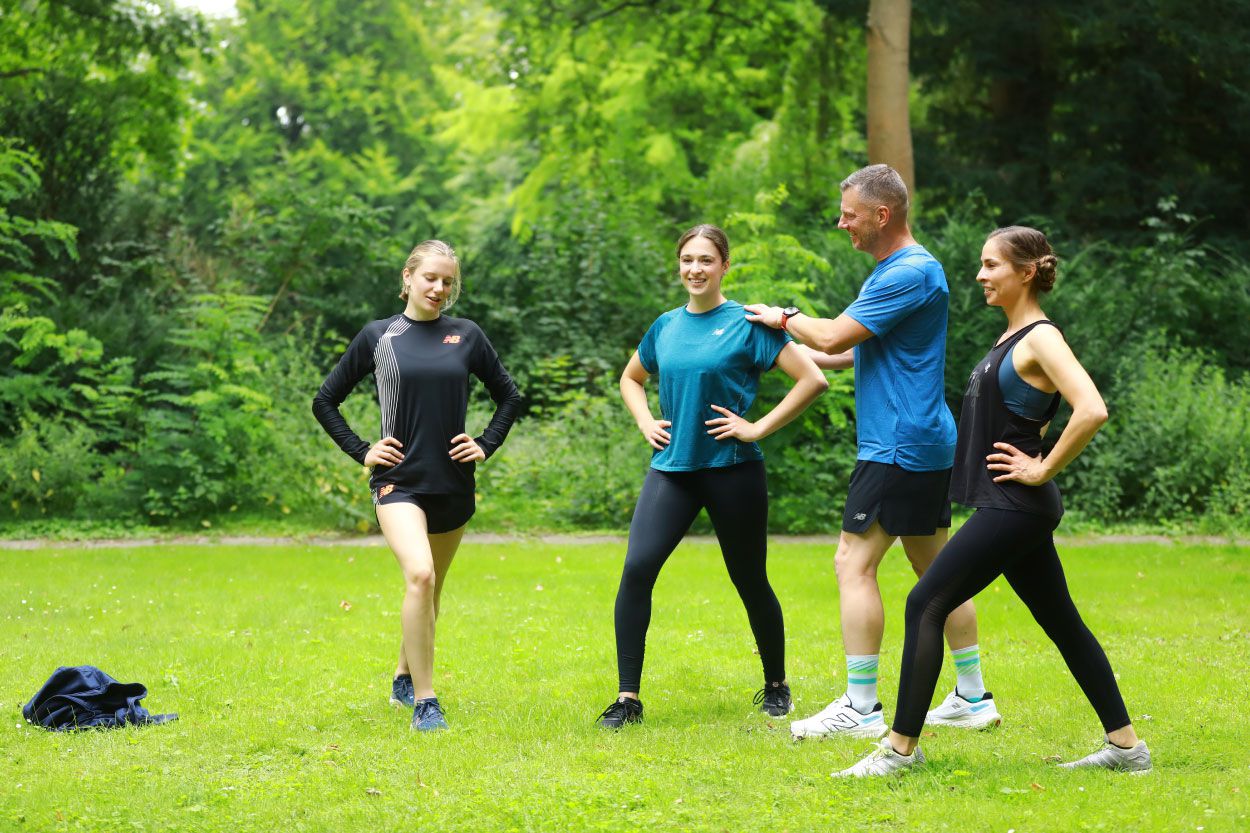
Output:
[0, 68, 47, 80]
[572, 0, 664, 31]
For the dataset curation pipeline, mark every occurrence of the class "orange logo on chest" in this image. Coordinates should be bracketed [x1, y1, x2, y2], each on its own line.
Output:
[378, 484, 395, 498]
[442, 334, 461, 344]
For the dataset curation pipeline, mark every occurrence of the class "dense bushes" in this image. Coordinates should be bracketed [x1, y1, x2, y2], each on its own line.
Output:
[4, 1, 1247, 535]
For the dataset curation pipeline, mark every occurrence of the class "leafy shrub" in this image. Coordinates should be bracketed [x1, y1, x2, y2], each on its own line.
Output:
[1066, 339, 1250, 523]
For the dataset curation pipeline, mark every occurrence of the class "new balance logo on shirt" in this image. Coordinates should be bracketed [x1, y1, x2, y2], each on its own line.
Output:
[442, 334, 461, 344]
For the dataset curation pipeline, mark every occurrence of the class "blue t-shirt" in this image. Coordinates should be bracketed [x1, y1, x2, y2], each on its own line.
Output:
[843, 244, 957, 471]
[638, 300, 788, 471]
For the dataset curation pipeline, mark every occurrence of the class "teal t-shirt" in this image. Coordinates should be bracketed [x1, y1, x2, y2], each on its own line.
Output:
[637, 300, 788, 471]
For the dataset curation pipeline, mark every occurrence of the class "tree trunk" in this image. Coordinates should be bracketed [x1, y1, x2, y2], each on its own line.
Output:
[866, 0, 915, 195]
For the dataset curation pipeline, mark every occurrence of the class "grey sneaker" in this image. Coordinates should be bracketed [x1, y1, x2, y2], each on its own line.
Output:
[390, 674, 415, 708]
[833, 737, 926, 778]
[411, 697, 449, 732]
[1059, 740, 1151, 773]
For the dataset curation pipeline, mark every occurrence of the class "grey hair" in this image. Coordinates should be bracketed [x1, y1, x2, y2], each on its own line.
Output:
[840, 164, 910, 219]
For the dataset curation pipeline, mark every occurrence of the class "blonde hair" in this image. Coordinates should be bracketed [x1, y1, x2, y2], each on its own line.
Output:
[400, 240, 462, 310]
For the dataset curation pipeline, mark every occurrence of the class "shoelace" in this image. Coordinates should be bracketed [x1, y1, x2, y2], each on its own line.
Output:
[415, 699, 443, 724]
[597, 699, 634, 722]
[752, 685, 789, 709]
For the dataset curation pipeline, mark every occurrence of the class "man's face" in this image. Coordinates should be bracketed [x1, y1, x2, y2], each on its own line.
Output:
[837, 187, 882, 253]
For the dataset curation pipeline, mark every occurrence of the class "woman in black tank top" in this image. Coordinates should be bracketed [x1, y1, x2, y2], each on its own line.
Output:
[834, 226, 1151, 777]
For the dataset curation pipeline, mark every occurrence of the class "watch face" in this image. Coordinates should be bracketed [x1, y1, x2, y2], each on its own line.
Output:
[783, 306, 800, 317]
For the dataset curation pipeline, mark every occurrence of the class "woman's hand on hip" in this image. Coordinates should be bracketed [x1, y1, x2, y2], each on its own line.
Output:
[365, 437, 404, 467]
[449, 433, 486, 463]
[706, 404, 760, 442]
[986, 441, 1051, 485]
[639, 418, 672, 451]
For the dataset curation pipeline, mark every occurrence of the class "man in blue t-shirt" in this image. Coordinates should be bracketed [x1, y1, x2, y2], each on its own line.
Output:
[746, 165, 1002, 741]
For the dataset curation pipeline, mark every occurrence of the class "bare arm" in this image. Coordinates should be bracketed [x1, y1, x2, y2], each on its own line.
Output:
[705, 342, 829, 442]
[620, 351, 671, 451]
[803, 343, 854, 370]
[986, 326, 1108, 485]
[742, 305, 874, 355]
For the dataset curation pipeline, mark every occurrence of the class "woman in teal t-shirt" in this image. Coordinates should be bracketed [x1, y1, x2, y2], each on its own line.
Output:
[596, 224, 829, 728]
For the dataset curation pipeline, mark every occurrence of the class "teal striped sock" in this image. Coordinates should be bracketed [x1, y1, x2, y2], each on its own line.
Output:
[845, 654, 879, 713]
[951, 644, 985, 700]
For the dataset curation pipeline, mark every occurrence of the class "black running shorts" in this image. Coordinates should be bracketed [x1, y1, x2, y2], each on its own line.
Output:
[841, 461, 952, 536]
[373, 485, 475, 534]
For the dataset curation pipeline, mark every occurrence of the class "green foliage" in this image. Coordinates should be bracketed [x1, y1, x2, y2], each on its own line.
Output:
[214, 179, 396, 336]
[183, 0, 450, 242]
[1066, 340, 1250, 526]
[913, 0, 1250, 248]
[0, 0, 207, 270]
[4, 0, 1248, 532]
[476, 396, 651, 530]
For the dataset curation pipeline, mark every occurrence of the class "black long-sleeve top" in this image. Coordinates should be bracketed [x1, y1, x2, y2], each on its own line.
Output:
[312, 313, 522, 495]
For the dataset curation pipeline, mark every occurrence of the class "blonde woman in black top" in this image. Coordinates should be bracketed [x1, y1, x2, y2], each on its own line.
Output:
[313, 240, 521, 731]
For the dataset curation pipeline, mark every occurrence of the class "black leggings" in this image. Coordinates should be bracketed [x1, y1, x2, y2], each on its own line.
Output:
[614, 461, 785, 693]
[893, 508, 1131, 737]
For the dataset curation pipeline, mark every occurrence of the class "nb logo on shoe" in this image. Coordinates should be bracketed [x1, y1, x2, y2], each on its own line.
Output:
[443, 334, 462, 344]
[822, 713, 862, 731]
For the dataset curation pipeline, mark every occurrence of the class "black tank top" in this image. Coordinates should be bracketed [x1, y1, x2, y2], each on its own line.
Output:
[949, 320, 1064, 519]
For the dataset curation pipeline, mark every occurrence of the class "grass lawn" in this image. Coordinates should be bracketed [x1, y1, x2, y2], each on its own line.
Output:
[2, 538, 1247, 832]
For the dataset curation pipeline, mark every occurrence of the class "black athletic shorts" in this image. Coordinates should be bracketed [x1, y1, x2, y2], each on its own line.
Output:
[841, 461, 952, 536]
[373, 485, 475, 534]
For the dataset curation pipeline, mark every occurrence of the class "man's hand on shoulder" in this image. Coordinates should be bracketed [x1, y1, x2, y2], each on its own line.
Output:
[743, 304, 784, 329]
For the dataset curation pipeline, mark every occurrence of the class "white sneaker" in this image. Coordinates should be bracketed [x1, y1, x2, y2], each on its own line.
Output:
[924, 690, 1002, 729]
[833, 737, 925, 777]
[1059, 740, 1152, 774]
[790, 694, 888, 739]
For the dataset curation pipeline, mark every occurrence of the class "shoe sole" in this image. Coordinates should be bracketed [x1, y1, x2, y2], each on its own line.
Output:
[389, 697, 414, 708]
[924, 713, 1002, 730]
[791, 722, 890, 740]
[763, 704, 797, 718]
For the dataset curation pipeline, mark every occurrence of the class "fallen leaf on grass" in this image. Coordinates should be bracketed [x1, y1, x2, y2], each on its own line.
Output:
[923, 731, 937, 738]
[365, 788, 382, 797]
[339, 600, 352, 611]
[1030, 782, 1045, 792]
[1042, 754, 1062, 762]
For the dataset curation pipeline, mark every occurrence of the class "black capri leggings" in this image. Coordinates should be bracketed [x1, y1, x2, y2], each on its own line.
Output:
[614, 460, 785, 693]
[893, 508, 1131, 737]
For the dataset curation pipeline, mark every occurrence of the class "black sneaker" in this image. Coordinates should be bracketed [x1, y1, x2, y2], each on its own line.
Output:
[753, 681, 794, 717]
[597, 696, 643, 728]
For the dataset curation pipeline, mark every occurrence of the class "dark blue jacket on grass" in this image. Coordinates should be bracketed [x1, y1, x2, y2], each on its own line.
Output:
[22, 666, 178, 730]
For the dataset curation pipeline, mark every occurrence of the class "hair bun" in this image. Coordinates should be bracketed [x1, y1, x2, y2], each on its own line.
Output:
[1035, 253, 1058, 292]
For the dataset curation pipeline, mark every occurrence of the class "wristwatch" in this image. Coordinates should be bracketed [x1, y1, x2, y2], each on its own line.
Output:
[780, 306, 801, 332]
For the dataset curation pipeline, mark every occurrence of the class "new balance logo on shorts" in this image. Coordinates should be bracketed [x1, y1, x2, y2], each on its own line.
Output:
[853, 512, 868, 521]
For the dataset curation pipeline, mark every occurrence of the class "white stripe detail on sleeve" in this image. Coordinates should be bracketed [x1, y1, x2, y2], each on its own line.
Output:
[374, 317, 412, 441]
